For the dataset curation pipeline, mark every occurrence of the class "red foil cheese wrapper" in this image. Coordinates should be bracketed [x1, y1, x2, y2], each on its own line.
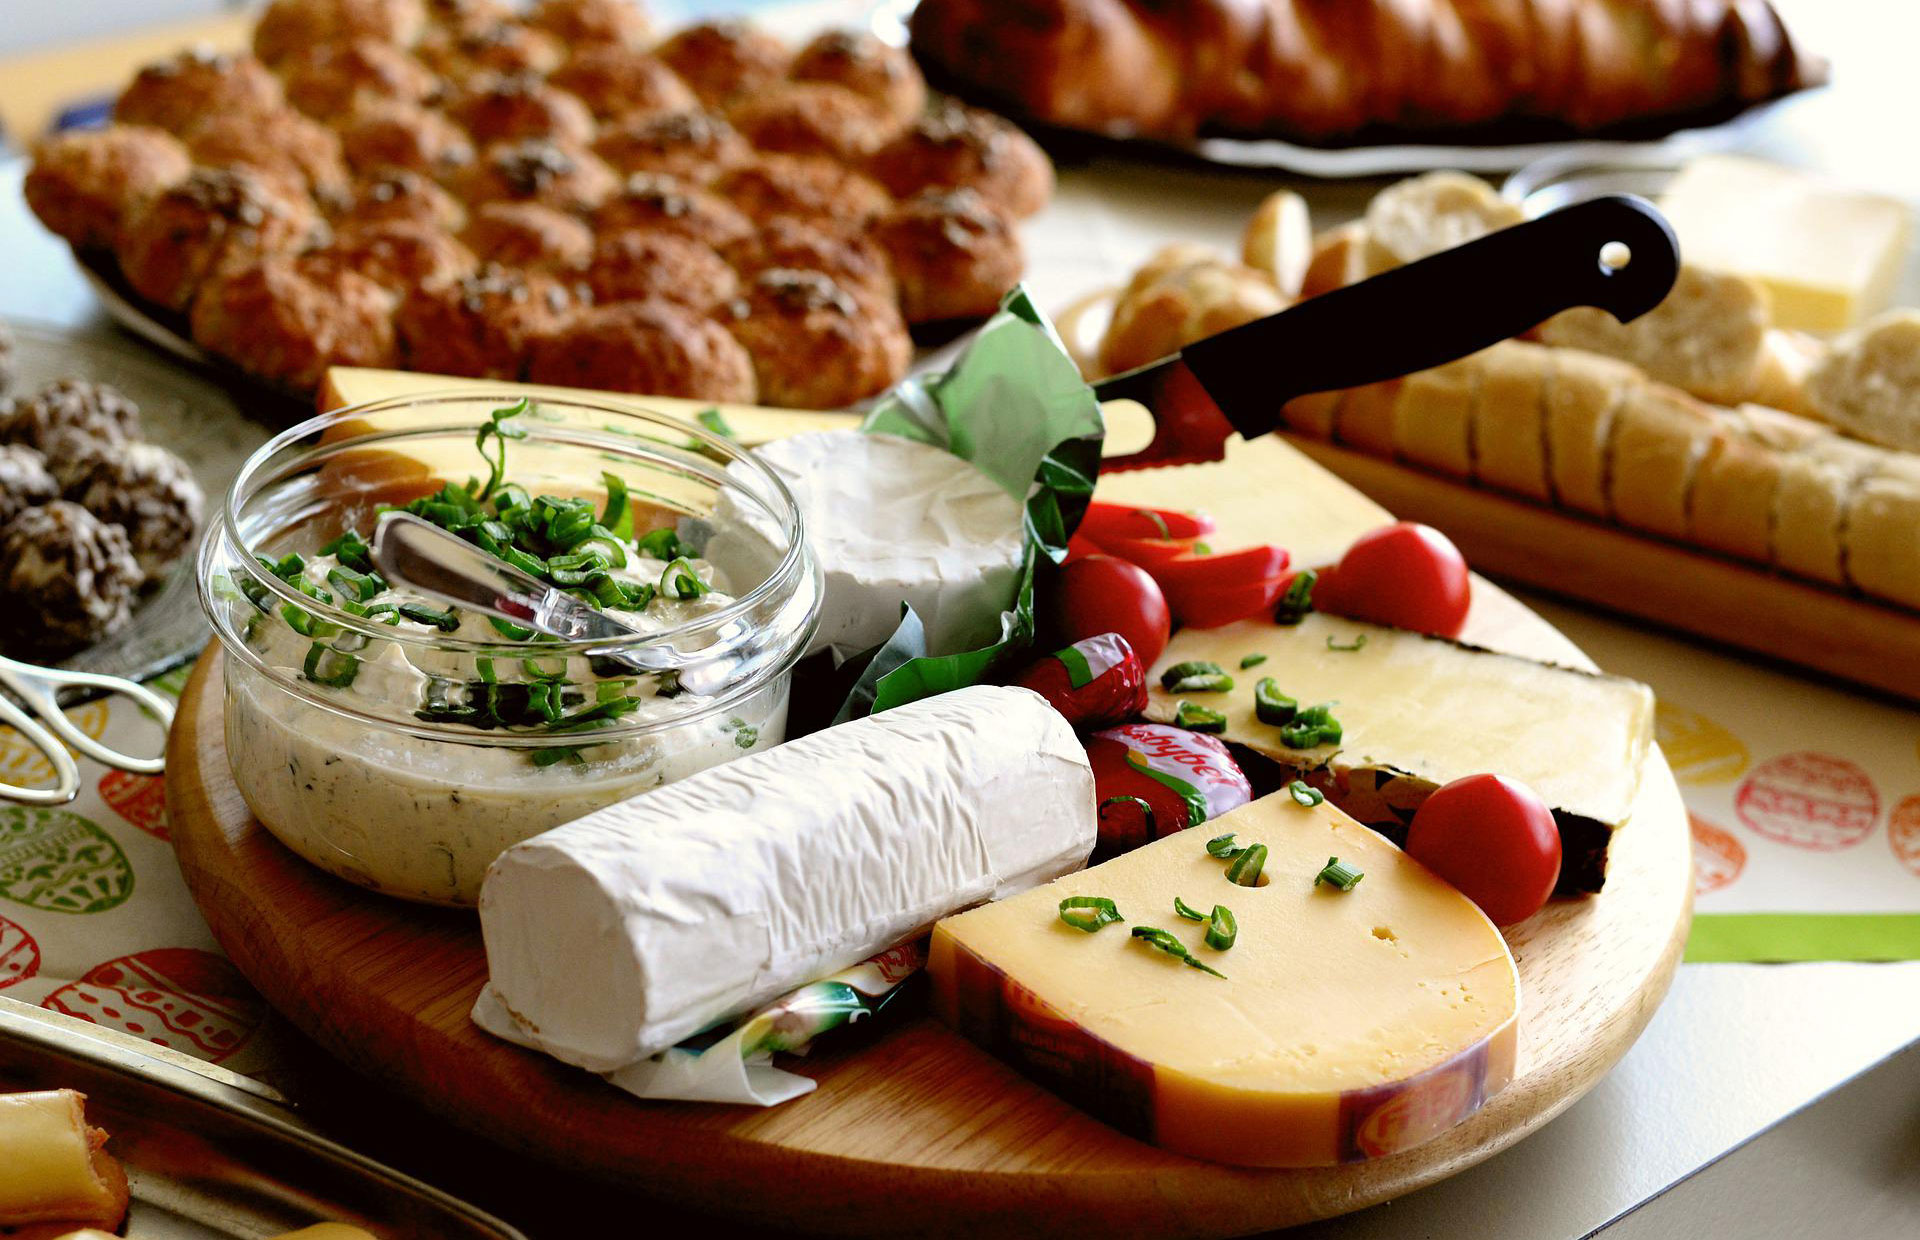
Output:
[1010, 632, 1146, 729]
[1086, 722, 1253, 859]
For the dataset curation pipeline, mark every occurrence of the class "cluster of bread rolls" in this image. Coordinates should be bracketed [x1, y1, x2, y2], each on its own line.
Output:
[1092, 169, 1920, 613]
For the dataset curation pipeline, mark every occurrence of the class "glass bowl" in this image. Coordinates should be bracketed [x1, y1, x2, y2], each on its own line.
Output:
[198, 392, 820, 906]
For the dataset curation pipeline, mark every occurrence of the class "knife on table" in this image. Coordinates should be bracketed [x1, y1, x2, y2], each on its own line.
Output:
[1096, 194, 1679, 471]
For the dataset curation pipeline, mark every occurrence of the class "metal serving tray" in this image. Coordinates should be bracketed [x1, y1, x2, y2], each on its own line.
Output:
[0, 997, 526, 1240]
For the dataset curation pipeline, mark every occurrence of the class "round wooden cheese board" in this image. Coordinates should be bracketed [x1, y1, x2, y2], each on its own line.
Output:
[168, 582, 1693, 1237]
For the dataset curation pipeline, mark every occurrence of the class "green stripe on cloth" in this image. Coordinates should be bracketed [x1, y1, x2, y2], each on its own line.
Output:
[1686, 914, 1920, 963]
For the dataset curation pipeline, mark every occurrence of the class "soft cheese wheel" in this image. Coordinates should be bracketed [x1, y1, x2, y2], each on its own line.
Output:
[1471, 341, 1552, 500]
[1607, 385, 1723, 540]
[1545, 348, 1642, 517]
[1773, 435, 1887, 585]
[931, 791, 1520, 1167]
[1846, 457, 1920, 610]
[477, 685, 1094, 1070]
[0, 1091, 126, 1227]
[749, 430, 1024, 660]
[1394, 354, 1481, 478]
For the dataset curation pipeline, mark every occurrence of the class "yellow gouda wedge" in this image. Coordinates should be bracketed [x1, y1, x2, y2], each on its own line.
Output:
[931, 791, 1519, 1167]
[1143, 614, 1653, 893]
[0, 1091, 124, 1226]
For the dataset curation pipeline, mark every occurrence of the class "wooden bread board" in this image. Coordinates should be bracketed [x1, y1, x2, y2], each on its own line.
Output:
[165, 426, 1692, 1237]
[1284, 433, 1920, 702]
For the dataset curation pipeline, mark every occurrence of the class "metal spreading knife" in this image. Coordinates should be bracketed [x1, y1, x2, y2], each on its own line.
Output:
[1095, 194, 1680, 470]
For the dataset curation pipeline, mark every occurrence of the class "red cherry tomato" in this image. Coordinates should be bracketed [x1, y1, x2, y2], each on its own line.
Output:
[1314, 522, 1472, 638]
[1064, 532, 1105, 564]
[1146, 545, 1291, 628]
[1049, 555, 1171, 668]
[1405, 774, 1561, 925]
[1079, 502, 1215, 542]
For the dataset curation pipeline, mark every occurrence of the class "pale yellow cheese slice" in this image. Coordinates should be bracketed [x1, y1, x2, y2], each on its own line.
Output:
[931, 790, 1519, 1167]
[1658, 156, 1912, 333]
[0, 1091, 123, 1226]
[1142, 614, 1653, 891]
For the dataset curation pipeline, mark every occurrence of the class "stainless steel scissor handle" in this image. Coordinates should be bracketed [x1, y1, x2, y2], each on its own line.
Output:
[0, 654, 173, 805]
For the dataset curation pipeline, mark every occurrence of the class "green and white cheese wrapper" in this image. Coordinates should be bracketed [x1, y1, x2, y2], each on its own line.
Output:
[472, 684, 1094, 1079]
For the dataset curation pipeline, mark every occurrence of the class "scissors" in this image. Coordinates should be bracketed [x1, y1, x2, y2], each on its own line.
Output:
[0, 654, 173, 806]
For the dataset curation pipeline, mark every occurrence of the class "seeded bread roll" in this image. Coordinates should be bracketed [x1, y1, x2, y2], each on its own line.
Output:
[1544, 348, 1643, 518]
[1470, 341, 1552, 501]
[1804, 310, 1920, 452]
[24, 126, 192, 252]
[1541, 265, 1771, 406]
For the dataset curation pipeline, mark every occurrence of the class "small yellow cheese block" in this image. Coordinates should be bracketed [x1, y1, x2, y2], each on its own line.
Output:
[271, 1225, 380, 1240]
[0, 1091, 123, 1226]
[931, 791, 1519, 1167]
[1658, 156, 1913, 333]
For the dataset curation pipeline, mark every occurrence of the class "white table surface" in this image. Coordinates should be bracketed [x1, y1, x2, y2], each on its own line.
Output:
[1, 0, 1916, 1233]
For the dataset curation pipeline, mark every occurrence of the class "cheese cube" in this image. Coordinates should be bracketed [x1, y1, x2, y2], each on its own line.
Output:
[0, 1090, 126, 1227]
[931, 791, 1519, 1167]
[1659, 156, 1912, 333]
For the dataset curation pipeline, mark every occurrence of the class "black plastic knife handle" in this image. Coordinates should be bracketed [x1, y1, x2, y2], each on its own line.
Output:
[1182, 194, 1680, 440]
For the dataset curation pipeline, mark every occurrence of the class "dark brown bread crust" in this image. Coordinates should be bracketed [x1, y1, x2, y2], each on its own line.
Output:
[909, 0, 1829, 143]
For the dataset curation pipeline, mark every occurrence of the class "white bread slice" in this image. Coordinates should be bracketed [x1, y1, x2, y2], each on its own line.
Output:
[1334, 379, 1401, 455]
[1393, 354, 1482, 478]
[1804, 310, 1920, 452]
[1846, 455, 1920, 610]
[1471, 340, 1552, 501]
[1281, 389, 1343, 438]
[1686, 404, 1819, 563]
[1773, 434, 1888, 585]
[1607, 384, 1723, 540]
[1539, 265, 1770, 405]
[1545, 348, 1644, 518]
[1300, 222, 1369, 299]
[1750, 329, 1824, 418]
[1241, 189, 1313, 298]
[1363, 171, 1522, 273]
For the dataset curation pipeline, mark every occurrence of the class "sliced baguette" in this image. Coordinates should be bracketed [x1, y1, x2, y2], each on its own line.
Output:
[1539, 265, 1770, 405]
[1470, 340, 1553, 501]
[1686, 404, 1819, 562]
[1772, 434, 1888, 585]
[1363, 171, 1522, 274]
[1281, 388, 1343, 438]
[1750, 329, 1824, 418]
[1393, 353, 1482, 478]
[1300, 221, 1369, 299]
[1846, 456, 1920, 610]
[1099, 246, 1287, 376]
[1241, 189, 1313, 298]
[1334, 379, 1402, 455]
[1545, 348, 1644, 518]
[1607, 384, 1723, 540]
[1804, 309, 1920, 452]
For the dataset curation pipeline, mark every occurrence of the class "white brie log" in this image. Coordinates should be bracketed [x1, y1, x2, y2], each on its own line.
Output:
[474, 685, 1094, 1071]
[747, 430, 1025, 661]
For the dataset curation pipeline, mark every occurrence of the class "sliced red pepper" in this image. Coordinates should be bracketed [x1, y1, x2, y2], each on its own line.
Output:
[1080, 533, 1200, 568]
[1146, 545, 1293, 629]
[1079, 502, 1216, 543]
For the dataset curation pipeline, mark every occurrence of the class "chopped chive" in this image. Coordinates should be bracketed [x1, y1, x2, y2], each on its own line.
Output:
[474, 399, 531, 501]
[320, 531, 373, 573]
[636, 527, 682, 561]
[1225, 843, 1268, 887]
[600, 470, 631, 539]
[326, 564, 383, 602]
[487, 615, 535, 640]
[302, 643, 360, 688]
[1326, 634, 1369, 652]
[1315, 856, 1364, 891]
[398, 601, 460, 632]
[1239, 653, 1268, 669]
[1159, 660, 1229, 691]
[1059, 895, 1124, 933]
[1253, 677, 1298, 726]
[1288, 780, 1325, 807]
[1191, 542, 1211, 556]
[1204, 905, 1236, 951]
[1137, 508, 1170, 538]
[1173, 896, 1207, 922]
[1175, 701, 1227, 733]
[1100, 794, 1157, 836]
[660, 557, 710, 599]
[1275, 569, 1316, 625]
[1129, 926, 1225, 978]
[1278, 703, 1343, 749]
[1205, 832, 1247, 859]
[696, 407, 738, 440]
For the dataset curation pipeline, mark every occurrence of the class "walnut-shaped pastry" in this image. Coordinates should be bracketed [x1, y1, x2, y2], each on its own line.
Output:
[655, 20, 790, 109]
[24, 126, 192, 252]
[0, 444, 57, 527]
[396, 264, 581, 379]
[715, 153, 891, 226]
[183, 109, 353, 204]
[60, 441, 206, 583]
[117, 167, 324, 311]
[114, 48, 286, 134]
[338, 104, 476, 182]
[280, 38, 441, 119]
[868, 102, 1053, 219]
[456, 138, 619, 213]
[874, 188, 1023, 324]
[0, 501, 143, 657]
[550, 46, 696, 122]
[189, 255, 400, 393]
[526, 300, 757, 402]
[449, 72, 595, 146]
[583, 230, 737, 311]
[725, 269, 910, 408]
[723, 214, 895, 305]
[790, 30, 927, 125]
[316, 219, 478, 293]
[336, 166, 469, 231]
[726, 82, 898, 163]
[254, 0, 428, 66]
[462, 201, 593, 269]
[526, 0, 652, 50]
[592, 109, 751, 184]
[591, 171, 752, 250]
[0, 380, 142, 448]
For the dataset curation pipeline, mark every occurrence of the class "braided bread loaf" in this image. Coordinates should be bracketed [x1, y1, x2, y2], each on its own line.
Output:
[909, 0, 1826, 144]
